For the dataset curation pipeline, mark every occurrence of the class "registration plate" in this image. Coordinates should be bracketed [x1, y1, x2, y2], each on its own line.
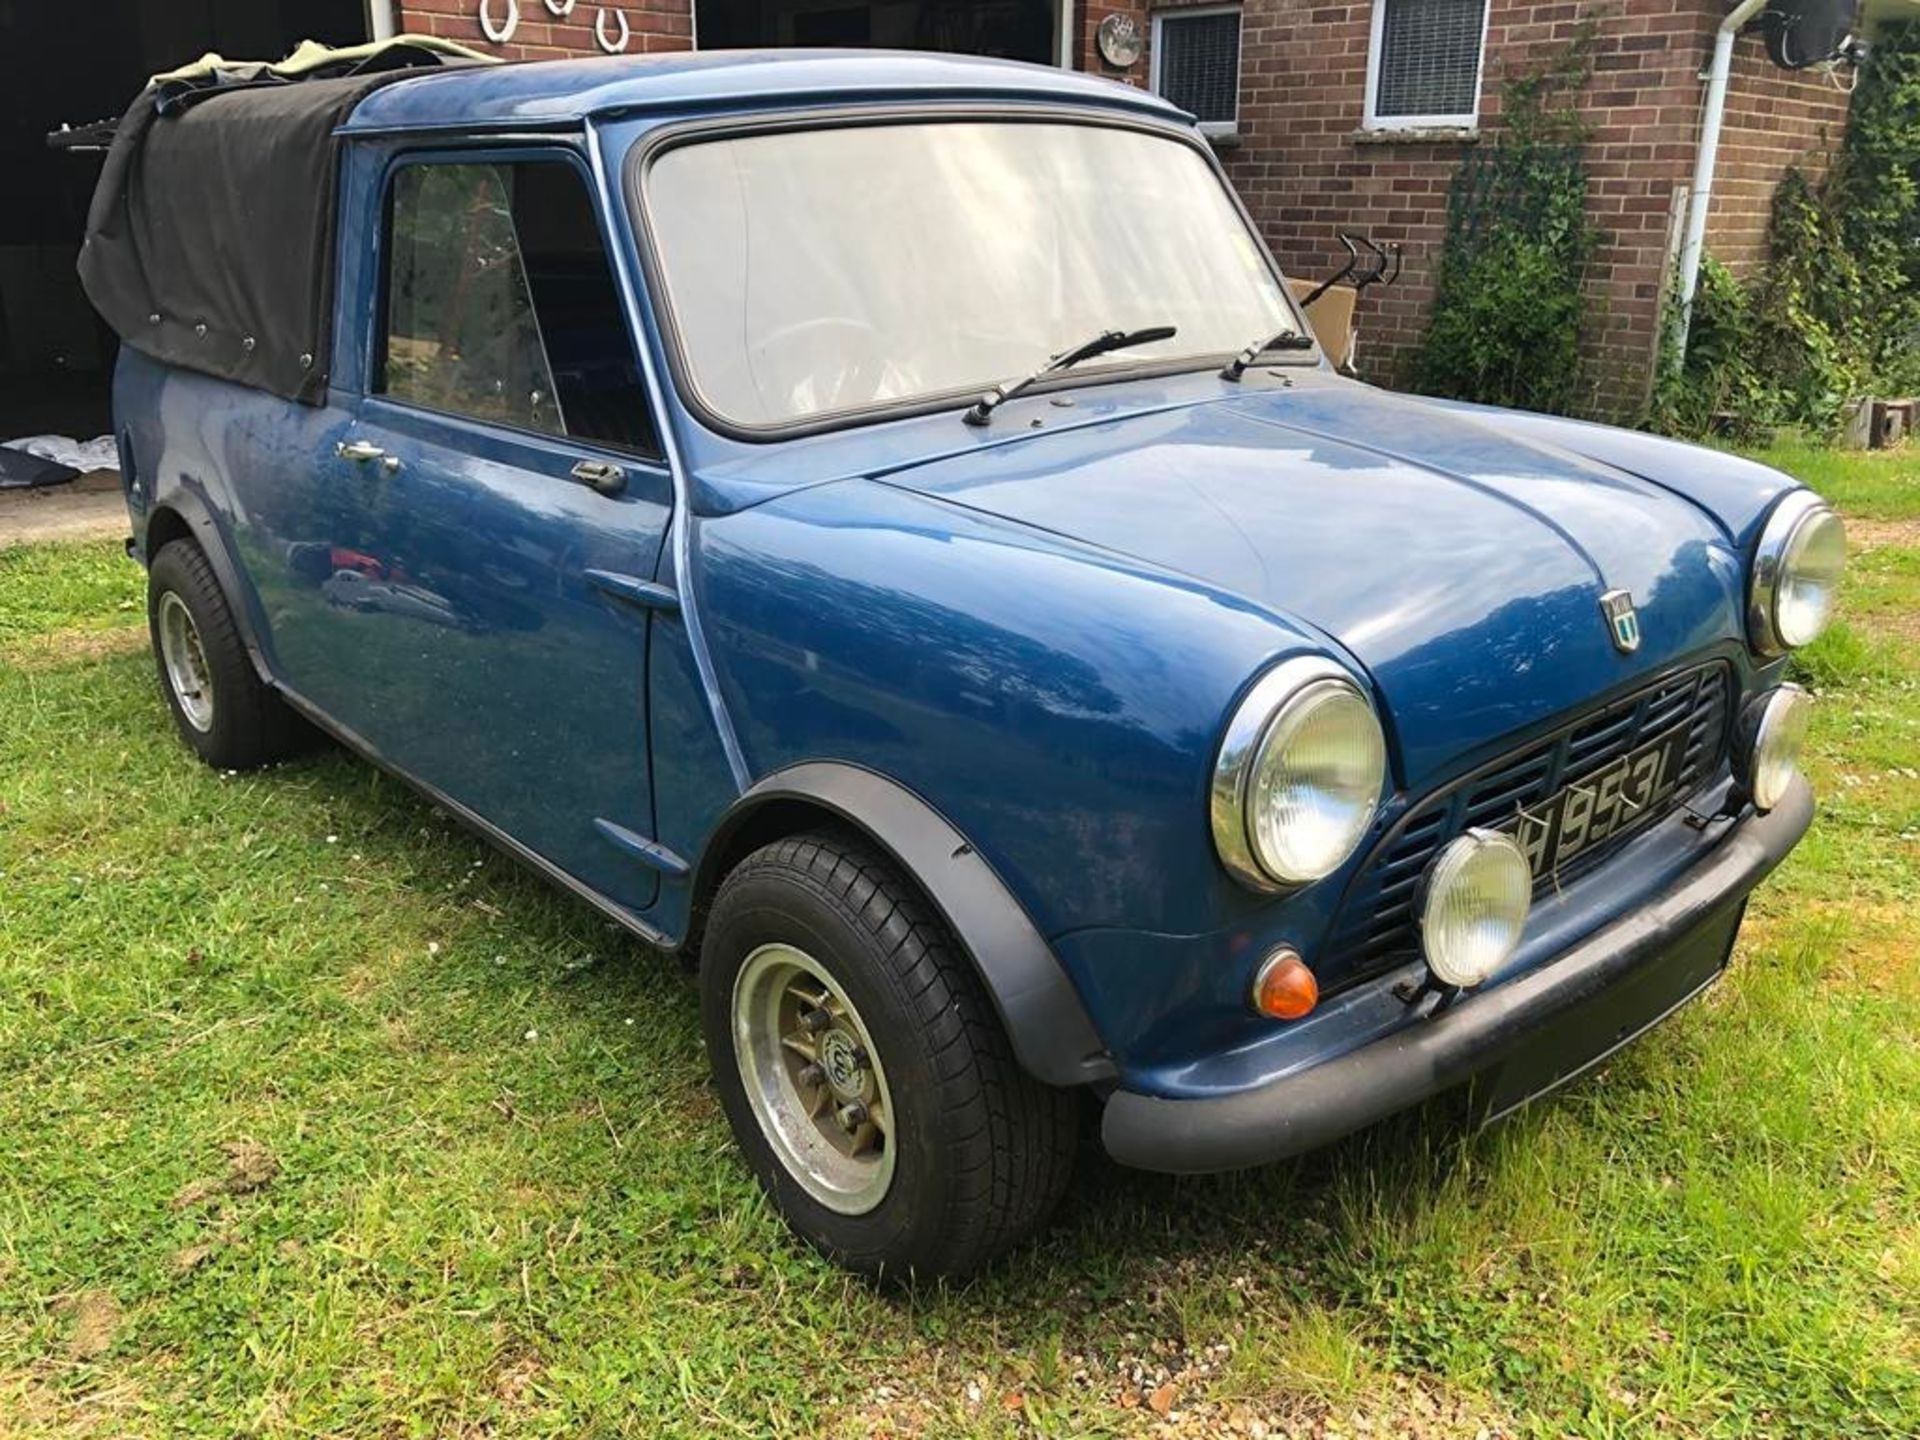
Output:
[1503, 725, 1690, 879]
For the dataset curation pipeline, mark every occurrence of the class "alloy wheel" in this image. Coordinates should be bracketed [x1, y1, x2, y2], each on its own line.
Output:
[731, 942, 896, 1215]
[157, 591, 215, 733]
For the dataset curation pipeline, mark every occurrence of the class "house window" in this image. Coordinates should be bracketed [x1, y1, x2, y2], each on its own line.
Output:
[1365, 0, 1489, 130]
[1151, 6, 1242, 138]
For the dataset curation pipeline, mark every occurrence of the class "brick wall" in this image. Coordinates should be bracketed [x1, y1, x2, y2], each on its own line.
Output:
[1705, 38, 1854, 275]
[1209, 0, 1854, 417]
[394, 0, 692, 61]
[390, 1, 1854, 417]
[1212, 0, 1713, 417]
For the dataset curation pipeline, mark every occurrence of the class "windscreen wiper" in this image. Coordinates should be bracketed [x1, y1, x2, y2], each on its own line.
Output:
[963, 325, 1177, 426]
[1220, 326, 1316, 382]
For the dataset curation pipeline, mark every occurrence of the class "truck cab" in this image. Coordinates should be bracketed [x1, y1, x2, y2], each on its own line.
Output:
[91, 45, 1836, 1278]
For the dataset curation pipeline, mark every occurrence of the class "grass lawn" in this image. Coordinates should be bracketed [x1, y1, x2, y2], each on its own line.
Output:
[2, 444, 1916, 1438]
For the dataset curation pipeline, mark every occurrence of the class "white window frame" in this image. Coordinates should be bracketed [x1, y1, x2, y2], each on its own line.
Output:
[1362, 0, 1491, 133]
[1150, 5, 1243, 140]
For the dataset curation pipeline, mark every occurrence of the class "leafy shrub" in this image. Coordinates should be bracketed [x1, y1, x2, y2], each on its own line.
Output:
[1650, 258, 1782, 441]
[1654, 21, 1920, 437]
[1410, 30, 1601, 414]
[1842, 19, 1920, 393]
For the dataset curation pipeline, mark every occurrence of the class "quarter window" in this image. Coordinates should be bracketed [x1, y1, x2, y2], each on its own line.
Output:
[378, 159, 657, 455]
[1151, 6, 1242, 137]
[1364, 0, 1489, 130]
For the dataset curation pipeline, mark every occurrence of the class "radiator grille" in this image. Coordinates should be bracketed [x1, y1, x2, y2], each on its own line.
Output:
[1327, 662, 1734, 981]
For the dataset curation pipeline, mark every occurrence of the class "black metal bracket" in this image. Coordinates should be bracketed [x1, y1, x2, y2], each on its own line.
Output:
[1299, 232, 1403, 310]
[1392, 968, 1461, 1018]
[1351, 236, 1403, 295]
[1299, 234, 1360, 310]
[46, 118, 121, 153]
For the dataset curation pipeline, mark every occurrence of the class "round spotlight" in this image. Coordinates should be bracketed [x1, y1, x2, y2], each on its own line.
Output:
[1420, 829, 1532, 989]
[1745, 684, 1813, 812]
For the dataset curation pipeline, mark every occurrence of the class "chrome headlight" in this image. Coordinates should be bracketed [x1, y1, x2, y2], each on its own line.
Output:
[1212, 657, 1387, 890]
[1749, 492, 1845, 654]
[1738, 684, 1813, 812]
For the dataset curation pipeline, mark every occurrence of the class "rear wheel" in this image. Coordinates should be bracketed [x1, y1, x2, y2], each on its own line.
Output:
[701, 831, 1077, 1279]
[147, 540, 311, 769]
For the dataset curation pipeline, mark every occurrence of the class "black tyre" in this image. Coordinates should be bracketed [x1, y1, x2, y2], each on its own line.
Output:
[147, 540, 311, 770]
[701, 831, 1077, 1279]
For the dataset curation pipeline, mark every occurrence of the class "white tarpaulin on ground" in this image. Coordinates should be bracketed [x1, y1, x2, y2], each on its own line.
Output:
[2, 435, 119, 471]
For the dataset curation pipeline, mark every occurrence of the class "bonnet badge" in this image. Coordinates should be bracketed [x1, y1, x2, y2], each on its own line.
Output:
[1599, 589, 1641, 653]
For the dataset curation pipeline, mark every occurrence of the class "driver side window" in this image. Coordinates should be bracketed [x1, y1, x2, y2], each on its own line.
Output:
[377, 158, 658, 456]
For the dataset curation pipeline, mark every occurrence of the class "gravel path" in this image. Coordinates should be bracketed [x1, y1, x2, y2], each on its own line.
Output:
[0, 471, 126, 547]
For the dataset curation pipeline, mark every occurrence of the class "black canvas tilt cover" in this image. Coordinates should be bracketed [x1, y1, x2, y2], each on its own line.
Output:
[78, 49, 474, 405]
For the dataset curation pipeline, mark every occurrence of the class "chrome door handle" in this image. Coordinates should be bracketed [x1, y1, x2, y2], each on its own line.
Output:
[571, 459, 627, 496]
[337, 439, 400, 474]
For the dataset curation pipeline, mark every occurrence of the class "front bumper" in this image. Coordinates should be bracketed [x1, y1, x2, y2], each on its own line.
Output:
[1101, 776, 1814, 1174]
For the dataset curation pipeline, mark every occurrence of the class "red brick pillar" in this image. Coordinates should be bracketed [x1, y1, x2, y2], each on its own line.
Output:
[394, 0, 693, 62]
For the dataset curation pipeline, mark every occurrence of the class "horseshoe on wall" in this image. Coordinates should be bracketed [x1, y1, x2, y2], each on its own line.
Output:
[544, 0, 577, 15]
[477, 0, 520, 44]
[595, 7, 630, 52]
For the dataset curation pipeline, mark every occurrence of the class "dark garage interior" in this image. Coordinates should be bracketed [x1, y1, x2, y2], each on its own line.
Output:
[0, 0, 370, 442]
[696, 0, 1061, 63]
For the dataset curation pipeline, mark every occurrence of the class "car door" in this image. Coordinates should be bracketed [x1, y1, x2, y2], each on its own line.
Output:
[285, 150, 673, 914]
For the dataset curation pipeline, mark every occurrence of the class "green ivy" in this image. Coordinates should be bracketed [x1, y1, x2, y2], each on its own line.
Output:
[1843, 18, 1920, 393]
[1652, 20, 1920, 437]
[1647, 257, 1781, 441]
[1409, 28, 1601, 415]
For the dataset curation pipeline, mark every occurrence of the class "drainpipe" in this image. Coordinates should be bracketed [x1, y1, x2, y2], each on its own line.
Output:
[1674, 0, 1771, 362]
[366, 0, 398, 43]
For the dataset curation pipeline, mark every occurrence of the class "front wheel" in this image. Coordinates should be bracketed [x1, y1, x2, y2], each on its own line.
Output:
[700, 832, 1077, 1279]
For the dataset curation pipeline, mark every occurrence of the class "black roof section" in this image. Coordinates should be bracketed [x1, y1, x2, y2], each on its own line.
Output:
[77, 41, 486, 405]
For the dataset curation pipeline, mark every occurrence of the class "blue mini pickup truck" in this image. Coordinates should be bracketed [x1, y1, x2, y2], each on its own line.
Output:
[82, 43, 1841, 1279]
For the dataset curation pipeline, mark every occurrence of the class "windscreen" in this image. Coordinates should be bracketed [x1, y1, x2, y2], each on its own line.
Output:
[643, 120, 1296, 429]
